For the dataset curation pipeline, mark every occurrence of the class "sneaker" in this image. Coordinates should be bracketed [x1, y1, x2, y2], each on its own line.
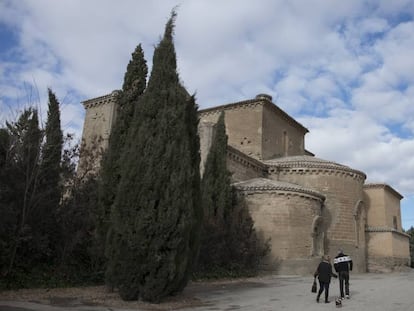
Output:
[346, 295, 350, 299]
[341, 296, 345, 300]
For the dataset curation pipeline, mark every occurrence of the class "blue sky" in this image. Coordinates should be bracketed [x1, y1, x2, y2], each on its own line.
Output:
[1, 0, 414, 229]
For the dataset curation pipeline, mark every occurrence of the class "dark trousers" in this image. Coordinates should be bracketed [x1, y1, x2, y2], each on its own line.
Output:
[339, 271, 350, 297]
[317, 280, 330, 302]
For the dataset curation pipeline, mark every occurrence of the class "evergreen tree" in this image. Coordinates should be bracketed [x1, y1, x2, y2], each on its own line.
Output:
[36, 89, 63, 261]
[407, 226, 414, 268]
[0, 128, 15, 276]
[107, 11, 201, 302]
[226, 191, 270, 273]
[196, 112, 269, 276]
[200, 112, 232, 221]
[98, 44, 147, 265]
[0, 128, 9, 168]
[197, 112, 233, 274]
[57, 134, 105, 285]
[2, 108, 43, 275]
[58, 171, 101, 284]
[40, 89, 63, 204]
[176, 93, 202, 291]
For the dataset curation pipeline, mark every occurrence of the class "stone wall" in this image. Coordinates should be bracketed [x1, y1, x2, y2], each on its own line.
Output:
[266, 156, 368, 272]
[366, 228, 410, 272]
[198, 121, 215, 175]
[199, 101, 263, 160]
[262, 101, 307, 159]
[234, 178, 325, 275]
[227, 146, 267, 182]
[367, 256, 411, 273]
[363, 184, 404, 230]
[199, 94, 309, 162]
[364, 184, 410, 271]
[78, 91, 118, 173]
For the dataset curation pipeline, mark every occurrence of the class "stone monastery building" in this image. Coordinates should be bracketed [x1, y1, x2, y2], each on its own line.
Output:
[80, 92, 411, 275]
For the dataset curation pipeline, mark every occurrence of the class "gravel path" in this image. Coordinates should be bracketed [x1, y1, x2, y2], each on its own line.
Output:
[1, 270, 413, 310]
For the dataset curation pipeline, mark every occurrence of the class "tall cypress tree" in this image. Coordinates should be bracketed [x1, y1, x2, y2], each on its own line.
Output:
[197, 111, 232, 273]
[176, 93, 202, 291]
[107, 11, 201, 302]
[197, 112, 269, 276]
[0, 128, 8, 168]
[201, 112, 232, 220]
[40, 89, 63, 199]
[0, 128, 13, 273]
[36, 89, 63, 262]
[98, 44, 147, 264]
[407, 227, 414, 268]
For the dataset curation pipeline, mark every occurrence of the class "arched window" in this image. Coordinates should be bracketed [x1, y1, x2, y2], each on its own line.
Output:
[353, 200, 366, 248]
[311, 216, 324, 256]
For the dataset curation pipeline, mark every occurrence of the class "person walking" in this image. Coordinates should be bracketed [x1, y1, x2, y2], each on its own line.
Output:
[314, 255, 338, 303]
[334, 249, 353, 299]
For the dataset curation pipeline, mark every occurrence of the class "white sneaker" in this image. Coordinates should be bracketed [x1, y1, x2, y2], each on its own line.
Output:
[346, 295, 350, 299]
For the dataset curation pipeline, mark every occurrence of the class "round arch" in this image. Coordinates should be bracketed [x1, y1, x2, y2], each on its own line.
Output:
[353, 200, 366, 248]
[311, 215, 324, 256]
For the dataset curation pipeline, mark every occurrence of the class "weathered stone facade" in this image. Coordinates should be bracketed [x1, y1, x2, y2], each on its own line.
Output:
[80, 92, 411, 275]
[78, 91, 119, 174]
[261, 156, 368, 272]
[363, 184, 410, 272]
[234, 178, 325, 274]
[198, 94, 410, 274]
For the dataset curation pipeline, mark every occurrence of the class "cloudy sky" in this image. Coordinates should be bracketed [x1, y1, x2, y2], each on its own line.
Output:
[1, 0, 414, 229]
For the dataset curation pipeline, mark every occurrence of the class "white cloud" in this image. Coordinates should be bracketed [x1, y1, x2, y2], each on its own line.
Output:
[1, 0, 414, 227]
[302, 110, 414, 198]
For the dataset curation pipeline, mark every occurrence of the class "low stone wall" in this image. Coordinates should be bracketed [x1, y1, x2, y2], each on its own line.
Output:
[367, 256, 411, 273]
[261, 257, 322, 276]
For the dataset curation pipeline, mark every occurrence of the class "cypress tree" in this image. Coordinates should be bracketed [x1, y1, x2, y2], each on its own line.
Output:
[40, 89, 63, 200]
[197, 112, 269, 276]
[226, 191, 270, 274]
[176, 93, 202, 291]
[0, 128, 8, 168]
[197, 111, 233, 273]
[407, 227, 414, 268]
[107, 11, 201, 302]
[36, 89, 63, 262]
[99, 44, 147, 268]
[201, 112, 232, 220]
[0, 128, 14, 275]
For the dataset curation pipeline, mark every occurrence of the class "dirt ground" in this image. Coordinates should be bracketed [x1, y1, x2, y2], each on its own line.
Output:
[0, 278, 251, 310]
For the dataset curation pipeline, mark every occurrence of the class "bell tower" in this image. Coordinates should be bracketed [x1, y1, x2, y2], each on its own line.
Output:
[78, 91, 119, 174]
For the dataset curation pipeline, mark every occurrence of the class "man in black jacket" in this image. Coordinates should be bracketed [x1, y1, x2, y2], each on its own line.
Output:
[334, 249, 353, 299]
